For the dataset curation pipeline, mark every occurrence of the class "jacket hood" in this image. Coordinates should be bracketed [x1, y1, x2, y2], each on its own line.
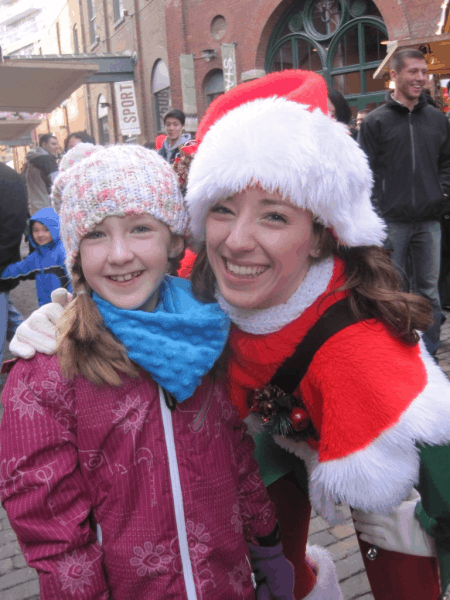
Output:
[26, 147, 48, 161]
[162, 132, 191, 150]
[30, 207, 60, 249]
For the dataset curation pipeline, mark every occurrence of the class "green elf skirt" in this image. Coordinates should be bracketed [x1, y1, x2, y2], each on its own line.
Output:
[253, 430, 309, 494]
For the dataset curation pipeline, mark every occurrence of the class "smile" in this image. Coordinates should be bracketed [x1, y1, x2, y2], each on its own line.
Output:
[108, 271, 143, 282]
[225, 260, 268, 277]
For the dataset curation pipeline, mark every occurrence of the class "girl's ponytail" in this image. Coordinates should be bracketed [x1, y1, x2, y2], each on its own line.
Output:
[57, 259, 139, 386]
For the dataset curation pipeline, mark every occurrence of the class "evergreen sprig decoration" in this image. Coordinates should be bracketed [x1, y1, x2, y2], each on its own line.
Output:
[251, 384, 318, 442]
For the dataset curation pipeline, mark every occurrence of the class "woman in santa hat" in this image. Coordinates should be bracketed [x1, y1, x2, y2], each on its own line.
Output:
[185, 70, 450, 600]
[8, 70, 450, 600]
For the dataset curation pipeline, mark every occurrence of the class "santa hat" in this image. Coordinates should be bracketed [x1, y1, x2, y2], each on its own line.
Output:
[186, 70, 386, 247]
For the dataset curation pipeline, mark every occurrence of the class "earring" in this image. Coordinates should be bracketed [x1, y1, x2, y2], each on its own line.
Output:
[313, 249, 321, 257]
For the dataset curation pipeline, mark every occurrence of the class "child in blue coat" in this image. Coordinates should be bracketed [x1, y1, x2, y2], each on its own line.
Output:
[0, 207, 71, 306]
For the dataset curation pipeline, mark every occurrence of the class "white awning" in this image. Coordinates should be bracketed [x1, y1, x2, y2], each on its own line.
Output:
[0, 58, 99, 112]
[0, 119, 42, 141]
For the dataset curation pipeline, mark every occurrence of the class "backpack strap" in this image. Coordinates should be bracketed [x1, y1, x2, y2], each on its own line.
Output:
[270, 297, 360, 395]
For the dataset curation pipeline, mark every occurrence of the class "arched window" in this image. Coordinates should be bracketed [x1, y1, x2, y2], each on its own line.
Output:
[152, 59, 171, 133]
[204, 69, 224, 106]
[97, 94, 109, 146]
[266, 0, 387, 113]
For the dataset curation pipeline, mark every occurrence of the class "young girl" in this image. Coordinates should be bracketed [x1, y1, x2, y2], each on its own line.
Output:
[0, 145, 294, 600]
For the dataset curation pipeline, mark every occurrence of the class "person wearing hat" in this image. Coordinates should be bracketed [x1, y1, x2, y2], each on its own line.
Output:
[0, 144, 295, 600]
[185, 70, 450, 599]
[8, 72, 450, 599]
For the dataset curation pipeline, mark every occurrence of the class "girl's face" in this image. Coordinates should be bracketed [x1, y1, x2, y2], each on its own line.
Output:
[80, 214, 183, 312]
[205, 187, 318, 310]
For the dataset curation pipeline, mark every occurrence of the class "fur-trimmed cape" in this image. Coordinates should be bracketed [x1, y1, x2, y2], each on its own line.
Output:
[228, 258, 450, 522]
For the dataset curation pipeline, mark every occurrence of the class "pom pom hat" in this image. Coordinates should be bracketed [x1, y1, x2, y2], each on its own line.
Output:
[52, 144, 188, 277]
[186, 70, 386, 247]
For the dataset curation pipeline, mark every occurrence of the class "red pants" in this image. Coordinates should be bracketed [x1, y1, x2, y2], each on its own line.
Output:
[357, 533, 440, 600]
[267, 473, 316, 598]
[267, 474, 441, 599]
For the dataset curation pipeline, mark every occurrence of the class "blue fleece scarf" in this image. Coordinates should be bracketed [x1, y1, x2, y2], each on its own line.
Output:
[93, 277, 230, 402]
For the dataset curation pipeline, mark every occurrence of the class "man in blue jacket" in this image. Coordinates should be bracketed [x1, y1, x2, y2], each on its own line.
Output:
[0, 207, 71, 307]
[358, 49, 450, 356]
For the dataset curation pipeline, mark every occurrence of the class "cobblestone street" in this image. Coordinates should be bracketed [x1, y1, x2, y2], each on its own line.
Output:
[0, 277, 449, 599]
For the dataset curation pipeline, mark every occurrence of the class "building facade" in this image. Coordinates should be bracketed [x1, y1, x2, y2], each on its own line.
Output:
[15, 0, 450, 148]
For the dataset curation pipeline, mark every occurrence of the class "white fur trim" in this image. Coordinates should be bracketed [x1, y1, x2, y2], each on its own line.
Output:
[186, 97, 386, 247]
[274, 340, 450, 523]
[304, 545, 344, 600]
[217, 257, 334, 334]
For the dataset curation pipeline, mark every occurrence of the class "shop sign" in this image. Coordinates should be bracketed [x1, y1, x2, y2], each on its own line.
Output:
[114, 81, 141, 136]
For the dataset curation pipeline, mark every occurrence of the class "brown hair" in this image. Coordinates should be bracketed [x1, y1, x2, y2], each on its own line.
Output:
[191, 225, 432, 345]
[57, 245, 185, 387]
[391, 49, 426, 73]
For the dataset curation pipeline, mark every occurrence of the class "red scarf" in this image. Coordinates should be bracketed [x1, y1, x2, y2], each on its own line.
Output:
[226, 258, 348, 419]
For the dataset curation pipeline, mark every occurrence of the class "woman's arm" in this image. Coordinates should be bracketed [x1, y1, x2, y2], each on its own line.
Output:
[9, 288, 71, 358]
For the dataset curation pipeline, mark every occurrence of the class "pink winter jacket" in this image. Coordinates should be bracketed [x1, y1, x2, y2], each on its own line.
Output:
[0, 354, 276, 599]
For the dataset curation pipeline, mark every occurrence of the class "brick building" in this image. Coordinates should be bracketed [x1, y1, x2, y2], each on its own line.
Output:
[32, 0, 450, 146]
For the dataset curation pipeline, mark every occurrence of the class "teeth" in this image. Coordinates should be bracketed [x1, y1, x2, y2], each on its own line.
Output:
[226, 261, 267, 276]
[110, 271, 142, 282]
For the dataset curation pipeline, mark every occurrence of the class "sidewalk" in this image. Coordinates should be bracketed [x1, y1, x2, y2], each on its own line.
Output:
[1, 297, 449, 598]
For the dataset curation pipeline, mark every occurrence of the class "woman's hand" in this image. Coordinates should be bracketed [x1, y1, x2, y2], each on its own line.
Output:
[9, 288, 73, 358]
[352, 490, 436, 557]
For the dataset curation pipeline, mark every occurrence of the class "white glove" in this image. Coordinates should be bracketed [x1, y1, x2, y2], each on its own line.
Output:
[9, 288, 73, 358]
[352, 489, 436, 557]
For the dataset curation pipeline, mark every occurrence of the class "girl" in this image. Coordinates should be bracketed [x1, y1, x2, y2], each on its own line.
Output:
[0, 145, 293, 600]
[185, 71, 450, 599]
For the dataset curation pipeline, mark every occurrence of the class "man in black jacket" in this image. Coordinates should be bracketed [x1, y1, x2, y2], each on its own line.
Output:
[358, 49, 450, 355]
[0, 162, 28, 364]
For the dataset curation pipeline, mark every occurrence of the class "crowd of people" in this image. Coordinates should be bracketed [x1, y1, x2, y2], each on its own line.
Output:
[0, 49, 450, 600]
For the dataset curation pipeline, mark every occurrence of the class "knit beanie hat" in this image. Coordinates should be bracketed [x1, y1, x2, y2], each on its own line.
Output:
[52, 144, 188, 277]
[186, 70, 386, 248]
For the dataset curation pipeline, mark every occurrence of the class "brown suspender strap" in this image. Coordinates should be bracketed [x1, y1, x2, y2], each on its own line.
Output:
[270, 298, 360, 395]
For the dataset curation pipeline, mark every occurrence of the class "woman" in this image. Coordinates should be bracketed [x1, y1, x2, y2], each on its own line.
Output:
[64, 130, 96, 152]
[185, 71, 450, 600]
[8, 71, 450, 600]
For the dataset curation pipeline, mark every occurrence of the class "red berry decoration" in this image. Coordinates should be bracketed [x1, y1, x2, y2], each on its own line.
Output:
[290, 407, 310, 431]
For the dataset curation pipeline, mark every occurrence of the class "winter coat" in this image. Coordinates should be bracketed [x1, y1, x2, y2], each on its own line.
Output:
[0, 162, 28, 293]
[26, 147, 58, 193]
[0, 207, 71, 306]
[358, 92, 450, 223]
[0, 355, 276, 600]
[158, 133, 191, 163]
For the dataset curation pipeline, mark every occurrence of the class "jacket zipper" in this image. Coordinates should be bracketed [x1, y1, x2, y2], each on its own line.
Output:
[409, 112, 416, 209]
[159, 386, 198, 600]
[192, 390, 214, 432]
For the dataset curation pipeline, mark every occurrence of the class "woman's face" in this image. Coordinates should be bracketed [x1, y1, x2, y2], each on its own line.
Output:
[327, 98, 336, 120]
[205, 188, 318, 310]
[80, 214, 183, 312]
[67, 136, 83, 150]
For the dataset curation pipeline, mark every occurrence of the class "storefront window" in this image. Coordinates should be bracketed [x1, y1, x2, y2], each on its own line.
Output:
[152, 60, 171, 134]
[97, 95, 109, 146]
[204, 70, 224, 106]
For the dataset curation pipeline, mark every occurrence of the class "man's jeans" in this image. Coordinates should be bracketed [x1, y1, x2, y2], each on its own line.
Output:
[0, 292, 9, 365]
[0, 293, 24, 365]
[386, 221, 442, 354]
